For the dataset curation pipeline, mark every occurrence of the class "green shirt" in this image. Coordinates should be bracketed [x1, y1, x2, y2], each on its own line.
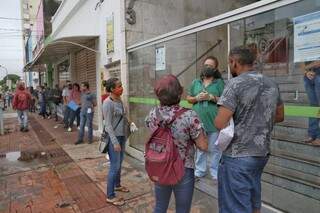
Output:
[188, 78, 224, 133]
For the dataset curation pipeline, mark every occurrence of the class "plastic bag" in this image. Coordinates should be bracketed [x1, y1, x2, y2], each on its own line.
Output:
[215, 118, 234, 151]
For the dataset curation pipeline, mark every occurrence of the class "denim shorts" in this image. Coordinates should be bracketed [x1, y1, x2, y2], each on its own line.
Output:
[218, 155, 269, 213]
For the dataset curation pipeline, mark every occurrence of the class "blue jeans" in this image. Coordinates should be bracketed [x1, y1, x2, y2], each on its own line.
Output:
[17, 110, 28, 128]
[78, 111, 94, 142]
[154, 168, 195, 213]
[218, 155, 269, 213]
[195, 132, 221, 178]
[68, 108, 81, 128]
[107, 136, 126, 199]
[39, 102, 47, 118]
[304, 75, 320, 139]
[63, 106, 71, 126]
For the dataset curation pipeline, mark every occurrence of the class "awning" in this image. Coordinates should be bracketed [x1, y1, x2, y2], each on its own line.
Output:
[23, 61, 46, 72]
[24, 36, 99, 72]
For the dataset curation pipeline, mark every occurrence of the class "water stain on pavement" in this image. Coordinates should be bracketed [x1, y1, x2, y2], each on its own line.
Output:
[0, 151, 47, 162]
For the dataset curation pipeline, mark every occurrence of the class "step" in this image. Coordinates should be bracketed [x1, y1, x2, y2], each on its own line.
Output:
[277, 117, 308, 129]
[263, 164, 320, 199]
[269, 154, 320, 178]
[270, 139, 320, 164]
[194, 167, 320, 213]
[262, 181, 320, 213]
[272, 125, 309, 143]
[194, 177, 285, 213]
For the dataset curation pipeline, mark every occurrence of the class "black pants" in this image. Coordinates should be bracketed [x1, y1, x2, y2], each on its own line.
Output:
[68, 107, 81, 128]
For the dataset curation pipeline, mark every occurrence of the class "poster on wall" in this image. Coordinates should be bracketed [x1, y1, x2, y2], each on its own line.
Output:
[156, 46, 166, 71]
[294, 11, 320, 63]
[106, 14, 114, 54]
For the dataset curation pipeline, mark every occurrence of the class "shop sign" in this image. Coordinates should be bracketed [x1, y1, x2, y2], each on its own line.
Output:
[294, 11, 320, 62]
[106, 14, 114, 54]
[156, 46, 166, 71]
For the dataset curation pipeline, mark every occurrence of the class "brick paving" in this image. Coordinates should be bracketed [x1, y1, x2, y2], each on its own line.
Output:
[0, 113, 218, 213]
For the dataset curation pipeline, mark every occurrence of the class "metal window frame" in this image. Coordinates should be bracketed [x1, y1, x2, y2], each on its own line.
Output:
[127, 0, 301, 52]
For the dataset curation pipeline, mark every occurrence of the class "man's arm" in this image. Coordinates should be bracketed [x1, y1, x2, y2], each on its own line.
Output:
[214, 106, 234, 130]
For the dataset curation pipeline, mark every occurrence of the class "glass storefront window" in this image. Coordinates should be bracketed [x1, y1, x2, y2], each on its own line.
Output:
[128, 0, 320, 212]
[227, 2, 320, 212]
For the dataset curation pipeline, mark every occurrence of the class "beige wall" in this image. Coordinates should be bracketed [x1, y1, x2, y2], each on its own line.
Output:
[125, 0, 258, 46]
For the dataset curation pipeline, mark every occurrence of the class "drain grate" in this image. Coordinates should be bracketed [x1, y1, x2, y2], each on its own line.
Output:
[28, 116, 120, 212]
[29, 117, 72, 165]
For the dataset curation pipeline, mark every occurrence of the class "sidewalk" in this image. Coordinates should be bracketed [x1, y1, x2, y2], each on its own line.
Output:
[0, 113, 218, 213]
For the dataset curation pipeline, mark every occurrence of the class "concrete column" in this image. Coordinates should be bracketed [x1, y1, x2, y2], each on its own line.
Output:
[0, 107, 3, 135]
[95, 38, 103, 132]
[69, 53, 77, 82]
[53, 64, 59, 86]
[46, 63, 53, 88]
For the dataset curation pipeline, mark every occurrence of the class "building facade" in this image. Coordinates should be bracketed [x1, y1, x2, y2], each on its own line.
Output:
[25, 0, 320, 212]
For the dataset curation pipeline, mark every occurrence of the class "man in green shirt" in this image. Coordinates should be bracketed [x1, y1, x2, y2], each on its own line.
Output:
[187, 56, 224, 180]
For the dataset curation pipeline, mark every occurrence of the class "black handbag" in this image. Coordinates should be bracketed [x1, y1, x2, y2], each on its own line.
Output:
[98, 116, 123, 154]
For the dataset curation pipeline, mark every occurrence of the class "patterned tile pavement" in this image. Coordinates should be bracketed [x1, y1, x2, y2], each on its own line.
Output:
[0, 113, 218, 213]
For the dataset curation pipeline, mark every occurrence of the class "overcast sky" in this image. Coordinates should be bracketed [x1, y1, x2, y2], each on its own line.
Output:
[0, 0, 24, 80]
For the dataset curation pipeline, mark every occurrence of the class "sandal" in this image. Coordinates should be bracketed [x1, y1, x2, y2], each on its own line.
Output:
[115, 186, 130, 193]
[304, 137, 314, 144]
[106, 197, 125, 206]
[311, 139, 320, 146]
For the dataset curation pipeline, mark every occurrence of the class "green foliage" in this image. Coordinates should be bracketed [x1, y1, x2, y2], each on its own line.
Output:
[0, 74, 20, 91]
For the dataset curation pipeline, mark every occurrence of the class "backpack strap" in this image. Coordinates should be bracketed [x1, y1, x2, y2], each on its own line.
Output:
[168, 108, 189, 126]
[155, 107, 189, 127]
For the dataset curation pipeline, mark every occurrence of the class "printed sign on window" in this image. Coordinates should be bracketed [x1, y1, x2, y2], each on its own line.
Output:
[156, 46, 166, 71]
[294, 11, 320, 63]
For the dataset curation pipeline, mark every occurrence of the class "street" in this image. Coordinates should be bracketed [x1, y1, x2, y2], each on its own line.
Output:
[0, 112, 217, 213]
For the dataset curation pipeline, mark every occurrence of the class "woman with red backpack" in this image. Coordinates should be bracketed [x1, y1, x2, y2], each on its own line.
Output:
[145, 74, 208, 213]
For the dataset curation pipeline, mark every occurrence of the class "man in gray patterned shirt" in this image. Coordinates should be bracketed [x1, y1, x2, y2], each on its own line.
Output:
[214, 46, 284, 213]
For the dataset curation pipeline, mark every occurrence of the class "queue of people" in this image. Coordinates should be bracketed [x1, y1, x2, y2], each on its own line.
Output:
[100, 46, 284, 213]
[7, 45, 286, 212]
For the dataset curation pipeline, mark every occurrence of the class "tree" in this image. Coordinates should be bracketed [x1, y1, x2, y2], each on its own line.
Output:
[0, 74, 21, 91]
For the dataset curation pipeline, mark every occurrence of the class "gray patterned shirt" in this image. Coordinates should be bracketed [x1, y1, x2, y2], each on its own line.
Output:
[218, 71, 282, 157]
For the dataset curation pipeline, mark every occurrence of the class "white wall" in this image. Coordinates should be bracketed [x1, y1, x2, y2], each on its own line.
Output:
[98, 0, 123, 65]
[52, 0, 100, 39]
[50, 0, 125, 131]
[51, 0, 123, 71]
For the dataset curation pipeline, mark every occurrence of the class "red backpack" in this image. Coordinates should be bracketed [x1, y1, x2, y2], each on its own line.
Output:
[145, 108, 189, 185]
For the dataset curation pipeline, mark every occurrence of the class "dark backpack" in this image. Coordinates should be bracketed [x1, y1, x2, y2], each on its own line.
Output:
[145, 108, 189, 185]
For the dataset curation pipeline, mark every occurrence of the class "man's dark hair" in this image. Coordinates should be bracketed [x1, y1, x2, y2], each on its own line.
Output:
[73, 83, 80, 91]
[82, 81, 90, 89]
[105, 78, 119, 93]
[102, 80, 107, 88]
[229, 46, 256, 66]
[154, 75, 183, 106]
[203, 56, 219, 68]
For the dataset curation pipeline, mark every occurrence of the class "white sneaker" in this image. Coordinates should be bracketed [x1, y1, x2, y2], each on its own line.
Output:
[67, 127, 72, 132]
[77, 126, 80, 130]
